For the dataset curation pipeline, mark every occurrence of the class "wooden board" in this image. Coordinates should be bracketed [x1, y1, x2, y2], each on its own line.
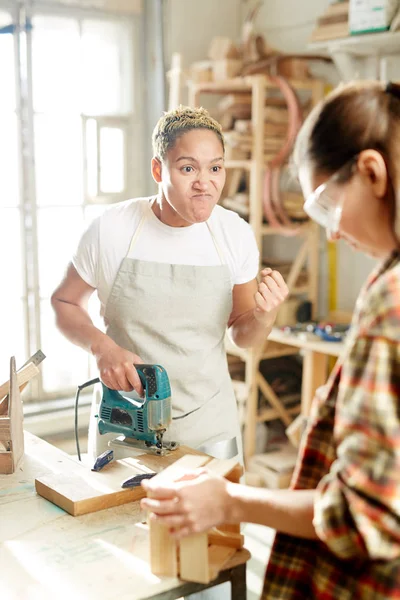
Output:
[0, 357, 24, 474]
[9, 357, 24, 472]
[35, 445, 206, 516]
[0, 361, 39, 415]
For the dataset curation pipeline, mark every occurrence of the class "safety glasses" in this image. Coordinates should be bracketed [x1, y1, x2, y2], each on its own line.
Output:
[303, 157, 357, 236]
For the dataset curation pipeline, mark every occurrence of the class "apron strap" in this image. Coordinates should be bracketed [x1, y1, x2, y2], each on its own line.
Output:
[206, 221, 226, 266]
[127, 201, 152, 255]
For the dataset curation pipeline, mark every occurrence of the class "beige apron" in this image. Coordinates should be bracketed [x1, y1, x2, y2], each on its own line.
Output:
[88, 200, 242, 463]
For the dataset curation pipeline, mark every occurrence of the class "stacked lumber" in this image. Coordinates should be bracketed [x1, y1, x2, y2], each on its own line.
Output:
[310, 1, 349, 42]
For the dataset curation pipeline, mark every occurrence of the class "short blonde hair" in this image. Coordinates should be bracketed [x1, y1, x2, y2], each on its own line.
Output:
[152, 105, 225, 161]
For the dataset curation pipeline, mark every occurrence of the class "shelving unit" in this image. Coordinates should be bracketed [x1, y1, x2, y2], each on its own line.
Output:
[308, 30, 400, 81]
[188, 75, 325, 463]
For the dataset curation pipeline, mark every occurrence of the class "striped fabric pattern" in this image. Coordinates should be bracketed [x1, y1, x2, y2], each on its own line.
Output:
[262, 251, 400, 599]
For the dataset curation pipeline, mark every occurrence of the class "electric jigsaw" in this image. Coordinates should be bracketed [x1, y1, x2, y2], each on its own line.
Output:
[97, 364, 179, 456]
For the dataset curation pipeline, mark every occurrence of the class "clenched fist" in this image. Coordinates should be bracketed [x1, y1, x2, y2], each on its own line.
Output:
[254, 268, 289, 323]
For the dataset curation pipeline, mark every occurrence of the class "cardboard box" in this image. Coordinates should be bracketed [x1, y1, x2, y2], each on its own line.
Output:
[349, 0, 399, 34]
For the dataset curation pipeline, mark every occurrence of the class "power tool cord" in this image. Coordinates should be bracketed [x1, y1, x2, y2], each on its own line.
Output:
[74, 378, 100, 461]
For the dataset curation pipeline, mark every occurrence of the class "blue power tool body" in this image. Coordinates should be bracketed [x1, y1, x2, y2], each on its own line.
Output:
[97, 364, 177, 454]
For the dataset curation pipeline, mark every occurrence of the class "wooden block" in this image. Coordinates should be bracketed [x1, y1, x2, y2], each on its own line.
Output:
[208, 37, 239, 61]
[177, 456, 242, 583]
[318, 13, 348, 26]
[217, 523, 241, 535]
[35, 445, 205, 516]
[325, 1, 349, 18]
[247, 444, 298, 489]
[208, 529, 244, 549]
[212, 59, 243, 82]
[206, 456, 242, 482]
[149, 453, 211, 483]
[0, 357, 24, 474]
[180, 532, 209, 583]
[9, 357, 24, 472]
[190, 61, 213, 84]
[310, 21, 349, 42]
[149, 454, 212, 579]
[149, 508, 179, 577]
[208, 546, 236, 581]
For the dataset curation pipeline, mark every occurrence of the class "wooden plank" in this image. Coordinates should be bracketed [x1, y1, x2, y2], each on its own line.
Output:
[179, 531, 210, 583]
[208, 529, 244, 549]
[206, 457, 242, 481]
[35, 446, 207, 517]
[9, 357, 24, 472]
[0, 361, 40, 401]
[0, 451, 13, 474]
[0, 358, 24, 474]
[208, 546, 237, 581]
[149, 509, 179, 577]
[35, 472, 147, 516]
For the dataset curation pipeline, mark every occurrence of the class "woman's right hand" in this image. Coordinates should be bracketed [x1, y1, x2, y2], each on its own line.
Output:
[93, 336, 144, 395]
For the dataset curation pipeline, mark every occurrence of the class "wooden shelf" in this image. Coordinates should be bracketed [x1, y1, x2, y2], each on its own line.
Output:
[308, 30, 400, 81]
[309, 29, 400, 56]
[225, 159, 251, 170]
[190, 74, 324, 464]
[189, 76, 322, 95]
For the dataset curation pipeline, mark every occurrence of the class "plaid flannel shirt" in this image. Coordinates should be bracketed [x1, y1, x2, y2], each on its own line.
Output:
[262, 251, 400, 600]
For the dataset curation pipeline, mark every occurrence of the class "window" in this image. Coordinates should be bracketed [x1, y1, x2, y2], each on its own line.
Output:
[0, 3, 143, 400]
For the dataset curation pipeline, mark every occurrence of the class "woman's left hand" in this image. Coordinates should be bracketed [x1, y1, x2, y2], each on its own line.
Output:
[254, 268, 289, 323]
[140, 470, 231, 539]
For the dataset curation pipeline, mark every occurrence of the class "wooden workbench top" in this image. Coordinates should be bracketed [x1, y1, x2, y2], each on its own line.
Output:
[268, 327, 345, 357]
[0, 432, 249, 600]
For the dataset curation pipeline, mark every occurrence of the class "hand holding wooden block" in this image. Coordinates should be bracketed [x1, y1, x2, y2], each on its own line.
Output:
[144, 454, 244, 584]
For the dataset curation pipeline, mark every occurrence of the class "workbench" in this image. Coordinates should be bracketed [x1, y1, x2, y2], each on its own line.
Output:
[0, 432, 250, 600]
[267, 328, 345, 417]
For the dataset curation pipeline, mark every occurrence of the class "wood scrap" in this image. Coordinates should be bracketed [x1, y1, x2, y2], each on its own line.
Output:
[0, 362, 39, 415]
[208, 37, 240, 61]
[0, 357, 24, 474]
[310, 1, 349, 42]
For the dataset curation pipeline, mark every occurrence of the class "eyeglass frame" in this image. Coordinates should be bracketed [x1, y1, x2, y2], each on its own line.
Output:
[303, 155, 359, 236]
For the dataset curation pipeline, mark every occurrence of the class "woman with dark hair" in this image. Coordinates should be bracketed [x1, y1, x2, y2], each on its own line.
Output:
[142, 81, 400, 599]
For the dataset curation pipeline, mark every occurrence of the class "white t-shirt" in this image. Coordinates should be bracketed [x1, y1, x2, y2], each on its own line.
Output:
[73, 197, 259, 315]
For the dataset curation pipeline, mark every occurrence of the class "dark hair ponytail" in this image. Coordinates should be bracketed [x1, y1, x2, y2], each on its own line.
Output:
[293, 80, 400, 181]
